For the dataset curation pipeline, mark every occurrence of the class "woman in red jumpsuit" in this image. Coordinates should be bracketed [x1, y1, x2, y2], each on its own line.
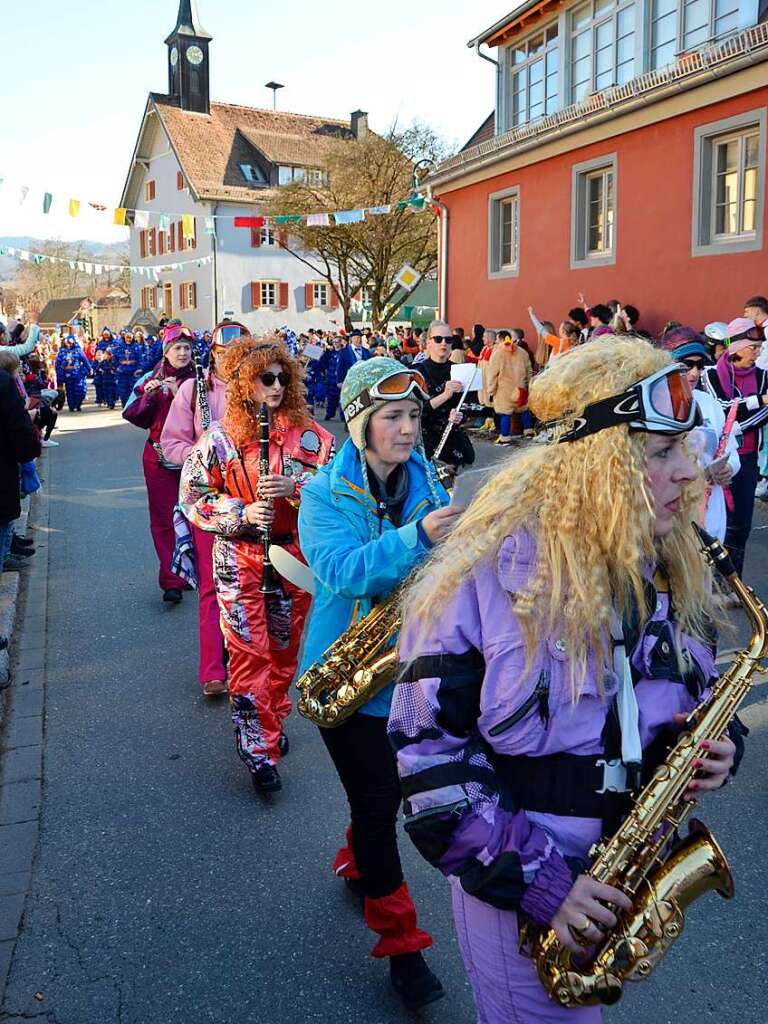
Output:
[180, 336, 334, 794]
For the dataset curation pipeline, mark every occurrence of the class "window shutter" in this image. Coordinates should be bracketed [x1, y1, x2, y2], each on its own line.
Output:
[150, 181, 156, 200]
[251, 227, 261, 248]
[178, 220, 184, 248]
[191, 283, 197, 309]
[140, 231, 147, 259]
[279, 282, 289, 309]
[330, 288, 340, 309]
[152, 287, 157, 309]
[177, 171, 184, 191]
[169, 223, 175, 251]
[179, 284, 184, 310]
[304, 283, 314, 309]
[277, 230, 288, 248]
[159, 232, 165, 256]
[251, 282, 261, 309]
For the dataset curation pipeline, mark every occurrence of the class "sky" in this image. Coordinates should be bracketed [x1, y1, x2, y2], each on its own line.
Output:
[0, 0, 507, 246]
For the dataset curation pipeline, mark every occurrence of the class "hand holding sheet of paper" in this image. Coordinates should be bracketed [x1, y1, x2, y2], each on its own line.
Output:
[302, 343, 325, 361]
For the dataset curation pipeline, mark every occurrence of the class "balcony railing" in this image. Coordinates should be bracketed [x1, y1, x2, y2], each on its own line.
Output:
[435, 21, 768, 177]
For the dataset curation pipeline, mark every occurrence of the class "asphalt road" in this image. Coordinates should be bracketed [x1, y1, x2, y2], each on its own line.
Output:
[2, 405, 767, 1024]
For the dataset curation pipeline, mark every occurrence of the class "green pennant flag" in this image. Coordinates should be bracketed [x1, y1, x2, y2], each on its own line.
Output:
[396, 200, 409, 210]
[274, 214, 303, 225]
[408, 195, 426, 210]
[43, 192, 53, 214]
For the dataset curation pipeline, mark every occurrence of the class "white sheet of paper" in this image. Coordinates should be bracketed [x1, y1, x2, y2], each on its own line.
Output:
[450, 363, 482, 392]
[269, 545, 316, 595]
[450, 467, 494, 508]
[303, 343, 325, 361]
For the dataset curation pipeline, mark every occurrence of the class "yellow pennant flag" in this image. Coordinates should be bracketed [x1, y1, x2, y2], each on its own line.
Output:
[69, 199, 80, 218]
[182, 214, 195, 240]
[113, 207, 127, 226]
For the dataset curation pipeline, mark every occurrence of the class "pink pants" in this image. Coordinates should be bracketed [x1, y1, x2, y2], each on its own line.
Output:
[142, 443, 187, 592]
[450, 879, 602, 1024]
[191, 524, 226, 684]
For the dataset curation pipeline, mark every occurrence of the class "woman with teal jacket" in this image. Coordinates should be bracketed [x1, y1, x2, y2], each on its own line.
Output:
[298, 357, 461, 1010]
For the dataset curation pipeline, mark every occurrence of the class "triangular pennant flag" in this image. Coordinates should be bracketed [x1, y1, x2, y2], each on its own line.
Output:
[367, 205, 392, 216]
[334, 209, 365, 225]
[19, 186, 29, 206]
[95, 264, 103, 275]
[204, 217, 215, 235]
[43, 193, 53, 214]
[113, 207, 127, 226]
[134, 210, 149, 229]
[19, 251, 30, 261]
[69, 261, 76, 270]
[69, 199, 80, 217]
[274, 215, 302, 225]
[182, 214, 195, 239]
[307, 213, 330, 227]
[159, 214, 170, 232]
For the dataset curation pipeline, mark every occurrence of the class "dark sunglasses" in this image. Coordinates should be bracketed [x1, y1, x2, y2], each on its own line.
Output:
[682, 359, 705, 370]
[259, 371, 290, 387]
[430, 335, 453, 344]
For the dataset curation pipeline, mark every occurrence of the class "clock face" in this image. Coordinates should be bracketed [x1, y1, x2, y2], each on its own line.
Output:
[186, 45, 204, 66]
[170, 46, 178, 67]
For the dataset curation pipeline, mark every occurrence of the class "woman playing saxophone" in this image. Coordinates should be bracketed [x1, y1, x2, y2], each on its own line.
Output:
[297, 358, 462, 1010]
[390, 338, 744, 1022]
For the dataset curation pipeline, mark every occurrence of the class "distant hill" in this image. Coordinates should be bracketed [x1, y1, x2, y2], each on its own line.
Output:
[0, 237, 129, 282]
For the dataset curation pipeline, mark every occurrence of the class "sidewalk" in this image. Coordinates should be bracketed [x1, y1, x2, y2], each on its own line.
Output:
[0, 483, 48, 1004]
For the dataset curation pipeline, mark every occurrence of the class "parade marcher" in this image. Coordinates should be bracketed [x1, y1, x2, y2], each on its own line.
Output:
[114, 330, 145, 407]
[123, 325, 196, 603]
[140, 332, 164, 374]
[92, 328, 114, 406]
[486, 328, 533, 444]
[418, 320, 475, 469]
[161, 321, 248, 697]
[297, 357, 459, 1010]
[335, 328, 371, 387]
[180, 337, 334, 792]
[55, 335, 91, 412]
[321, 336, 345, 421]
[390, 337, 742, 1024]
[662, 326, 740, 543]
[702, 317, 768, 576]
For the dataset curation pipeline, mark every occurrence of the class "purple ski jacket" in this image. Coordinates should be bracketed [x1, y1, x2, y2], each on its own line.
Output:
[389, 531, 719, 927]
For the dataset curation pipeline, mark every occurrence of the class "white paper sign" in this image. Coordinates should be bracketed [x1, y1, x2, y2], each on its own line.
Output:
[303, 343, 325, 361]
[450, 363, 482, 392]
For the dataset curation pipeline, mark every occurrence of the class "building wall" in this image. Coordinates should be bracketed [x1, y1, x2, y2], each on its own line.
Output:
[441, 85, 768, 338]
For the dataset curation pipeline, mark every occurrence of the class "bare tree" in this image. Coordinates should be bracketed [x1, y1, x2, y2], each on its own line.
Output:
[261, 122, 449, 330]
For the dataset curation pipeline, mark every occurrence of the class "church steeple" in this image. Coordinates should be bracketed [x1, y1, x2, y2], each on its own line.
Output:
[165, 0, 212, 115]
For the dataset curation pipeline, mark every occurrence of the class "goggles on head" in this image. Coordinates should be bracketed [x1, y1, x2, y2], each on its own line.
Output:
[343, 369, 429, 422]
[163, 320, 194, 345]
[552, 364, 699, 443]
[212, 321, 248, 348]
[729, 326, 764, 344]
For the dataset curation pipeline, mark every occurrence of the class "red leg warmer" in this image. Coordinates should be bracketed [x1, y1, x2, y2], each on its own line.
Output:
[364, 882, 433, 958]
[332, 824, 360, 880]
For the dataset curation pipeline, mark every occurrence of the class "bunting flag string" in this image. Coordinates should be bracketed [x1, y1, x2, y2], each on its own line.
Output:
[0, 243, 213, 278]
[0, 172, 432, 229]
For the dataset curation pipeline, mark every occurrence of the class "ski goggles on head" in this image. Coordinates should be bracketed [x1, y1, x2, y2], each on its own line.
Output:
[343, 370, 429, 422]
[729, 326, 764, 344]
[553, 364, 698, 443]
[211, 321, 248, 348]
[162, 321, 194, 345]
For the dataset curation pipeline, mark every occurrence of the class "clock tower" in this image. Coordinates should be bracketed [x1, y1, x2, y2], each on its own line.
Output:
[165, 0, 212, 115]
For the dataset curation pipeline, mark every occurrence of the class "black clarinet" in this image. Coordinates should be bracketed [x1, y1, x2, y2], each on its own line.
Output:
[193, 345, 211, 430]
[258, 402, 278, 595]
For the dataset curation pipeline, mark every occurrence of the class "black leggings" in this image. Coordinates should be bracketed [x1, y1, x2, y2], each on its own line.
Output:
[36, 405, 57, 440]
[726, 448, 759, 577]
[320, 712, 404, 899]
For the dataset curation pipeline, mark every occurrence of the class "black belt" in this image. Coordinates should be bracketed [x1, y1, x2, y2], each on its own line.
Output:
[492, 753, 634, 820]
[271, 533, 294, 546]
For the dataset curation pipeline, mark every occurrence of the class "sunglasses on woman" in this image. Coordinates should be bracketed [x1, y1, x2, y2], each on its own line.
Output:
[259, 371, 290, 387]
[430, 336, 453, 344]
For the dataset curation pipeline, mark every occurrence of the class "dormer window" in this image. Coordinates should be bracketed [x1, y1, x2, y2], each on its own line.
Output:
[279, 166, 329, 186]
[508, 26, 559, 128]
[569, 0, 636, 105]
[239, 162, 266, 184]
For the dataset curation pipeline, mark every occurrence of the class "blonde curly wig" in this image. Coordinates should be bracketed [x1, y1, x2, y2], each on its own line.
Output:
[401, 336, 715, 699]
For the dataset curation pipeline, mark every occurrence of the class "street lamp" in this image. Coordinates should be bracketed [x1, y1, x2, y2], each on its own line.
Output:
[265, 82, 284, 110]
[411, 158, 434, 192]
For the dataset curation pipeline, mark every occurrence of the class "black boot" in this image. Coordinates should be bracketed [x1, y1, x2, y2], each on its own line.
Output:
[162, 588, 183, 604]
[278, 730, 290, 757]
[251, 763, 282, 794]
[10, 537, 34, 557]
[12, 535, 34, 550]
[389, 952, 445, 1010]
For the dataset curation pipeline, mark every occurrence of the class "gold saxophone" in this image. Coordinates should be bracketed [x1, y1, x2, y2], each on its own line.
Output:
[531, 523, 768, 1008]
[296, 593, 401, 727]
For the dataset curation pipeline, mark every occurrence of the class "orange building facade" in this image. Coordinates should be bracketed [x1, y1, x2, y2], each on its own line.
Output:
[431, 6, 768, 338]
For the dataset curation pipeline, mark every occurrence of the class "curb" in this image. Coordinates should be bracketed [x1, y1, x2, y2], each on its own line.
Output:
[0, 483, 49, 1006]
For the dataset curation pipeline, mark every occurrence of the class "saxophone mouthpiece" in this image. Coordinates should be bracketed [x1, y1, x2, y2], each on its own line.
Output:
[691, 522, 737, 581]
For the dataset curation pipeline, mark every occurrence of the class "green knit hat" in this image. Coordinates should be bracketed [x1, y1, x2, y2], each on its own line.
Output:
[340, 356, 424, 450]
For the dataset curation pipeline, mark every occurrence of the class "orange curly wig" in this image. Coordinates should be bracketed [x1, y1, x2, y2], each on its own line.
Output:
[219, 336, 310, 446]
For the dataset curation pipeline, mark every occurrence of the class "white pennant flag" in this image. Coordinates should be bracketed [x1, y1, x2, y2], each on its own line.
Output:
[134, 210, 150, 229]
[19, 186, 29, 206]
[95, 264, 103, 275]
[69, 261, 76, 270]
[19, 250, 30, 261]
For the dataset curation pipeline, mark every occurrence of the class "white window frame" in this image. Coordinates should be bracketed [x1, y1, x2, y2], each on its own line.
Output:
[239, 162, 266, 184]
[488, 186, 520, 279]
[507, 24, 560, 128]
[568, 0, 637, 105]
[571, 153, 617, 269]
[260, 226, 276, 247]
[260, 281, 278, 307]
[650, 0, 743, 70]
[313, 282, 329, 307]
[692, 108, 766, 257]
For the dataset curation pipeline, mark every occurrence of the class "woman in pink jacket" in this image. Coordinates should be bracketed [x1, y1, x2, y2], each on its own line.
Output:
[161, 321, 247, 696]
